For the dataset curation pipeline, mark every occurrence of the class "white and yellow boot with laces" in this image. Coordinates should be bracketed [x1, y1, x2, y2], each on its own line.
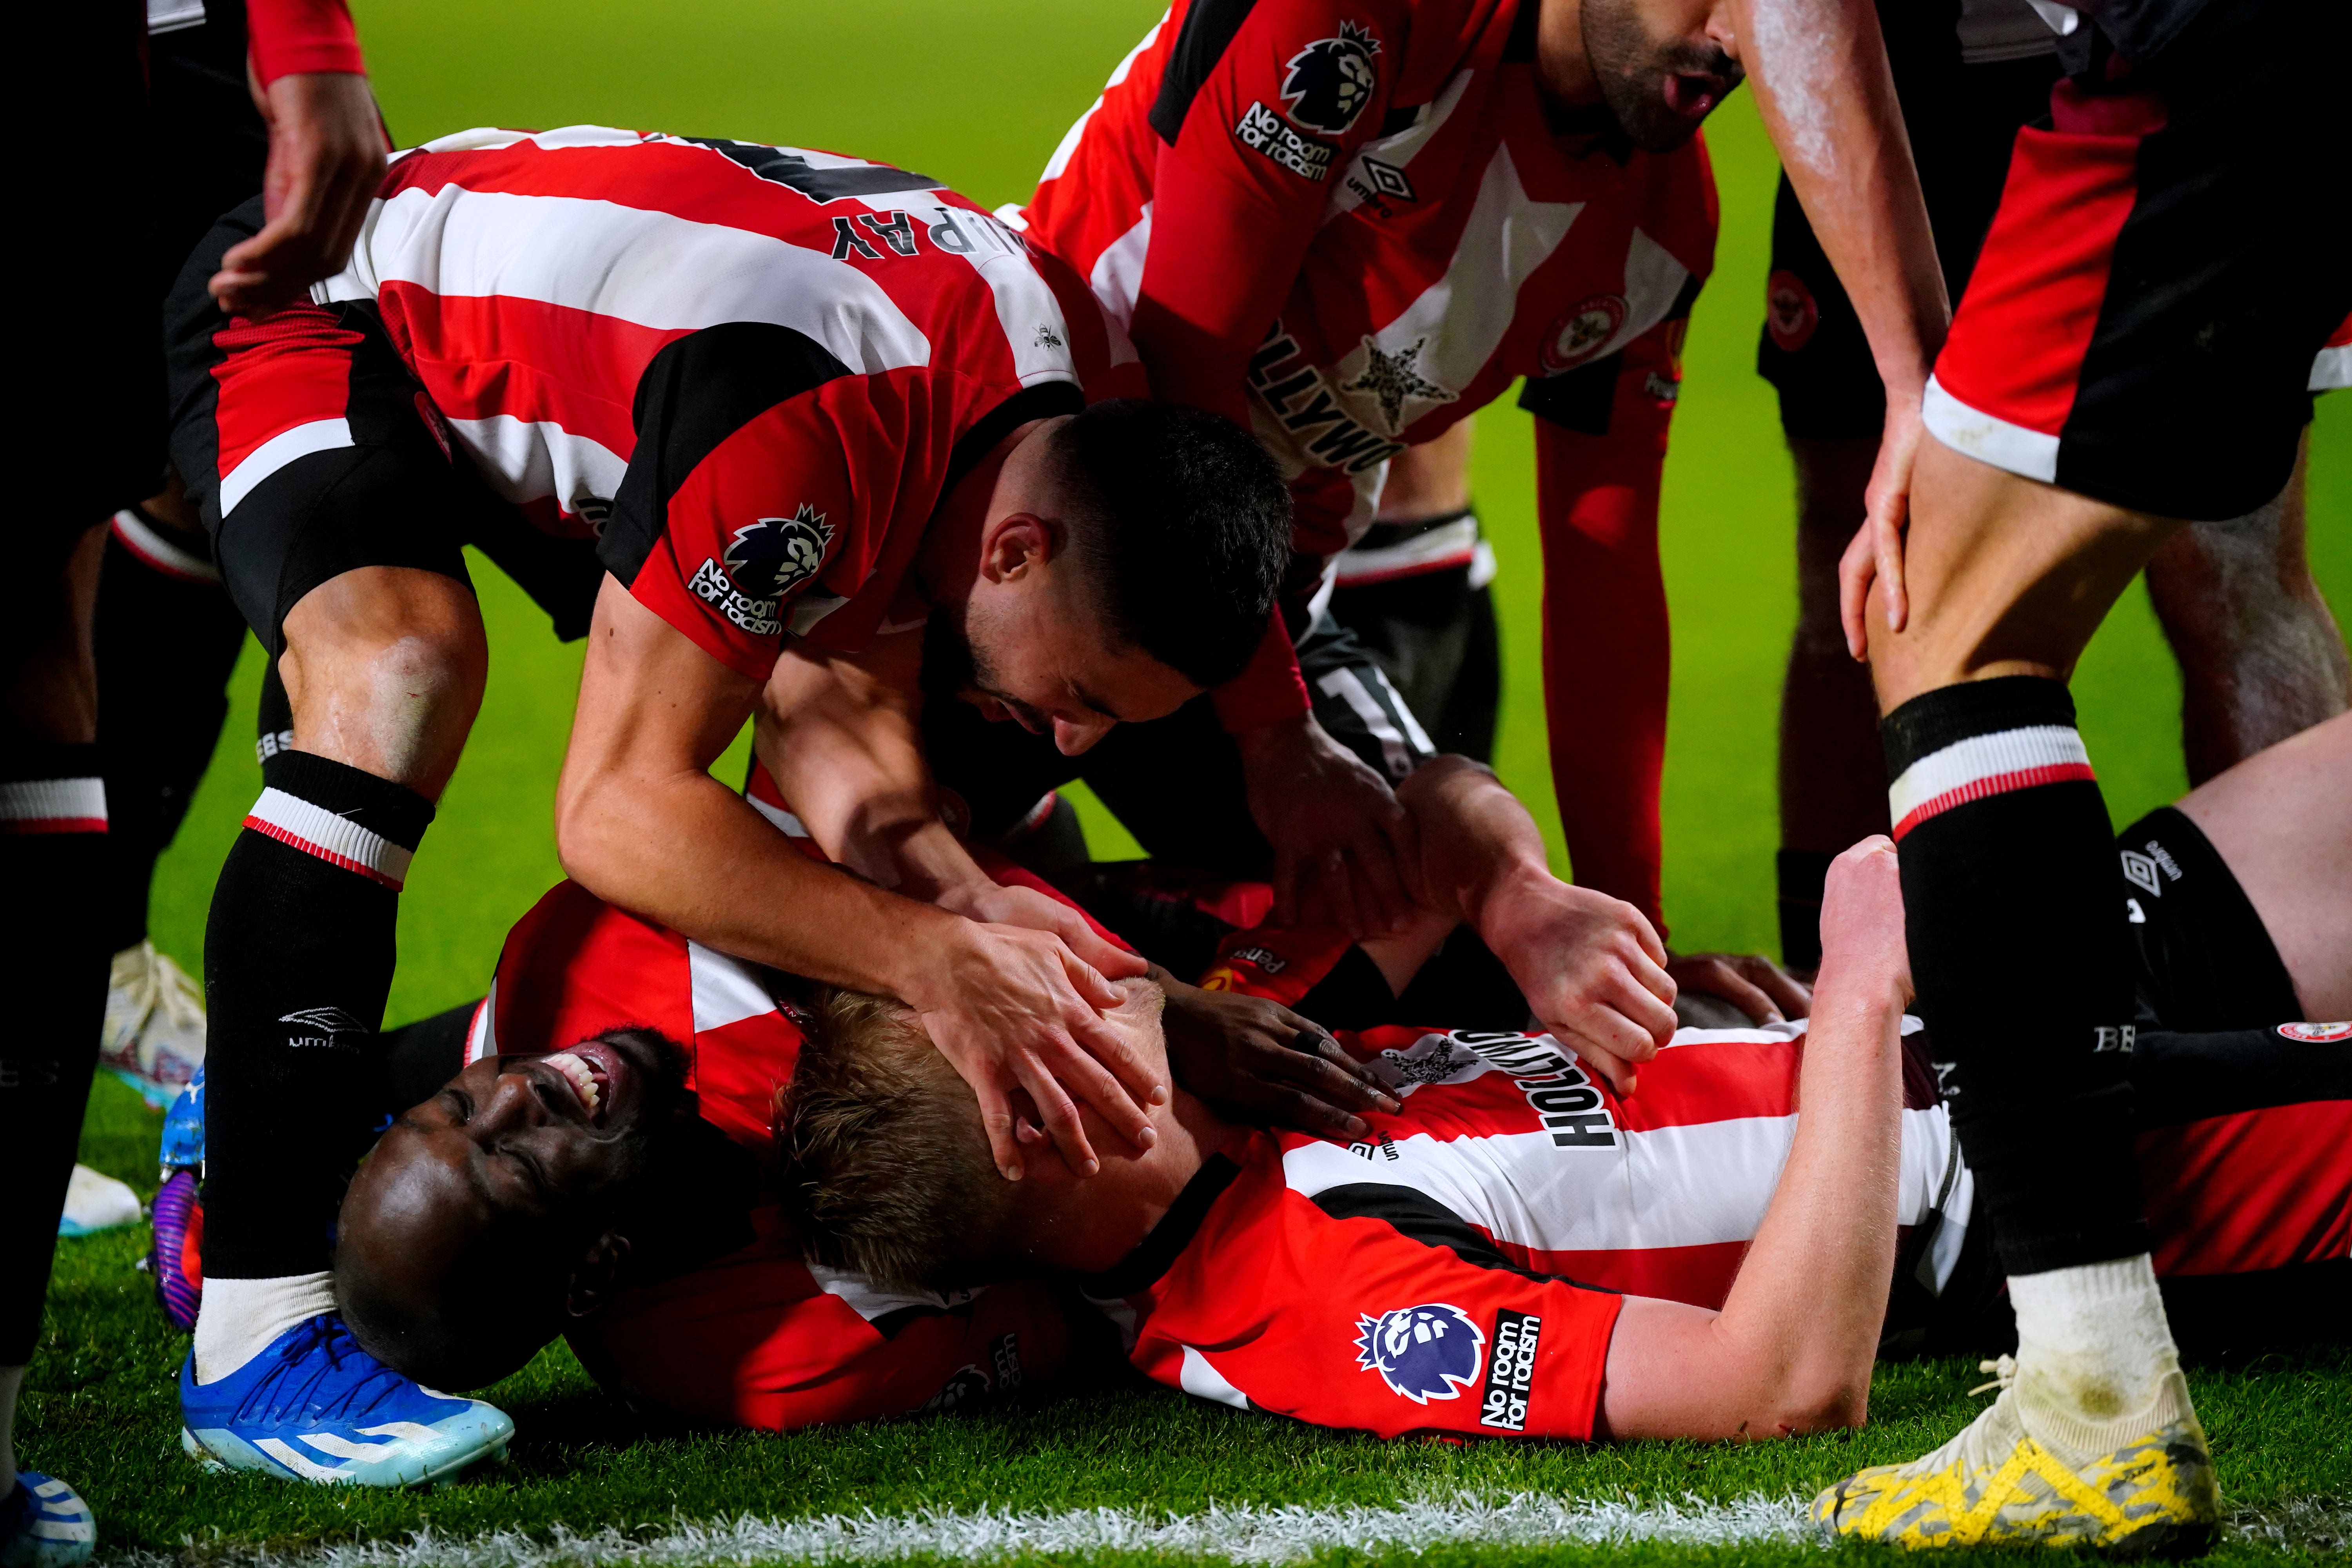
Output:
[1814, 1349, 2219, 1555]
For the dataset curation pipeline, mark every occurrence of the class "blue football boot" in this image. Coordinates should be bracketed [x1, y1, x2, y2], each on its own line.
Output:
[0, 1473, 95, 1568]
[180, 1316, 512, 1486]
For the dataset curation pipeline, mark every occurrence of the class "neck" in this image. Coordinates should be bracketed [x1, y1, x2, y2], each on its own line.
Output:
[1019, 1090, 1231, 1276]
[911, 417, 1056, 607]
[1534, 0, 1602, 114]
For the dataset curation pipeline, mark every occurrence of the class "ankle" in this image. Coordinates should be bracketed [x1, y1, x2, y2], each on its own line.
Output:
[2007, 1256, 2192, 1445]
[192, 1274, 337, 1383]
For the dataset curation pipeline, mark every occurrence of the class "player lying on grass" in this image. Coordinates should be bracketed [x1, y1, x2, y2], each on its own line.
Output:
[315, 717, 2348, 1440]
[161, 123, 1312, 1484]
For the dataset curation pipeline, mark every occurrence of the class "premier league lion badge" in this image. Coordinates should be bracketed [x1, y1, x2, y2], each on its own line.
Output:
[723, 503, 835, 602]
[1354, 1303, 1485, 1403]
[1281, 20, 1381, 136]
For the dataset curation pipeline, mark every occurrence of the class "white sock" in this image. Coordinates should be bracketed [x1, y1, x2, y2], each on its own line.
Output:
[2007, 1254, 2190, 1455]
[192, 1274, 338, 1384]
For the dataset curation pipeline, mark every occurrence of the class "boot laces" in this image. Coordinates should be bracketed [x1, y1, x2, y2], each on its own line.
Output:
[1969, 1354, 2018, 1397]
[232, 1317, 410, 1426]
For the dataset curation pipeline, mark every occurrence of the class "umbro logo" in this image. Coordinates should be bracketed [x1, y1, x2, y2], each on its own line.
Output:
[281, 1006, 368, 1048]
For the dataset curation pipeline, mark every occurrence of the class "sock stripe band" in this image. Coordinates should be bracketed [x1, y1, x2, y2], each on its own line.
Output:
[1888, 724, 2094, 840]
[0, 777, 109, 834]
[243, 787, 414, 889]
[111, 507, 221, 584]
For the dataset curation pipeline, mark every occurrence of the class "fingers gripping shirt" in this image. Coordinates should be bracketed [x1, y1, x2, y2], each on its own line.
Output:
[316, 126, 1134, 681]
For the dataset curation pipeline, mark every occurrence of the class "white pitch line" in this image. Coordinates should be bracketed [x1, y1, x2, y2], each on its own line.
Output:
[105, 1493, 1820, 1567]
[101, 1491, 2352, 1566]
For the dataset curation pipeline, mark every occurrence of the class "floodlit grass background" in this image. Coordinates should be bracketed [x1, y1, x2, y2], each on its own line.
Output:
[38, 0, 2352, 1557]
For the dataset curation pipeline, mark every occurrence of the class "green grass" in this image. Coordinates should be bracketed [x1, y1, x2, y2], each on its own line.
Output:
[28, 0, 2352, 1557]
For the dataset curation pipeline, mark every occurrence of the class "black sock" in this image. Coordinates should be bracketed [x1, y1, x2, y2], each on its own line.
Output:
[1775, 848, 1837, 972]
[94, 508, 250, 952]
[0, 745, 111, 1362]
[1883, 676, 2147, 1276]
[199, 751, 433, 1280]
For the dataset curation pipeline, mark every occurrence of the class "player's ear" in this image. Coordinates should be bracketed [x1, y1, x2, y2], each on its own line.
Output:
[980, 513, 1059, 583]
[563, 1230, 632, 1318]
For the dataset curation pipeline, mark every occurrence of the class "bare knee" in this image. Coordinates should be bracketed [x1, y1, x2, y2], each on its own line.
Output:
[279, 568, 487, 794]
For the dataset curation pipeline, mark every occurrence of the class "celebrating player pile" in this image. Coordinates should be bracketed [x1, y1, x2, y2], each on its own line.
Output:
[6, 0, 2347, 1557]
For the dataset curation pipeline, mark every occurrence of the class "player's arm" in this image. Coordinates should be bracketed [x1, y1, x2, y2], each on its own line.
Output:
[211, 0, 386, 316]
[753, 631, 1143, 982]
[1722, 0, 1948, 649]
[1395, 757, 1678, 1094]
[1597, 837, 1908, 1439]
[1125, 0, 1418, 937]
[560, 600, 1158, 1184]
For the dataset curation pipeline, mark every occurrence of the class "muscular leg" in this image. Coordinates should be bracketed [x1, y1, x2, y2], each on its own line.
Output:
[192, 566, 485, 1382]
[96, 477, 250, 955]
[0, 523, 111, 1488]
[2145, 436, 2350, 785]
[1868, 433, 2190, 1469]
[1774, 436, 1890, 969]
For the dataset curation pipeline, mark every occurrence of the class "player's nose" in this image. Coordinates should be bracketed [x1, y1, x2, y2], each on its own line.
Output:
[1053, 714, 1114, 756]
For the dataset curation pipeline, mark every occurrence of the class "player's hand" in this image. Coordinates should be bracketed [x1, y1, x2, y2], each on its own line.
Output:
[1815, 836, 1911, 1005]
[1156, 972, 1399, 1138]
[1840, 392, 1927, 659]
[1664, 951, 1813, 1027]
[1236, 714, 1419, 938]
[907, 920, 1166, 1181]
[210, 71, 387, 318]
[1481, 869, 1677, 1095]
[936, 878, 1150, 986]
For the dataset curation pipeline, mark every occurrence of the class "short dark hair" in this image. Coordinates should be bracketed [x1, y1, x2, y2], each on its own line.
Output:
[773, 989, 1015, 1294]
[1047, 399, 1292, 690]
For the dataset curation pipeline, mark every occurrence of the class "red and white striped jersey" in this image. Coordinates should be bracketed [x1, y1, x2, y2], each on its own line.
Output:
[475, 879, 1074, 1430]
[1018, 0, 1715, 555]
[1091, 1018, 1966, 1441]
[314, 126, 1140, 682]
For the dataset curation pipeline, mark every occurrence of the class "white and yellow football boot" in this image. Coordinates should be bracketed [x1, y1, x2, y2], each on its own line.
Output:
[1813, 1354, 2219, 1555]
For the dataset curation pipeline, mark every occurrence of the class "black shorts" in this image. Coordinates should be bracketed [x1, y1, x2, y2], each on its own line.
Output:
[1757, 5, 2062, 441]
[1923, 0, 2350, 519]
[924, 613, 1437, 870]
[2116, 806, 2305, 1031]
[1886, 804, 2346, 1358]
[164, 200, 603, 655]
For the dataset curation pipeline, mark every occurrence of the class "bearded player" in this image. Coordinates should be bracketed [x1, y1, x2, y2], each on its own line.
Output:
[1001, 0, 1932, 1017]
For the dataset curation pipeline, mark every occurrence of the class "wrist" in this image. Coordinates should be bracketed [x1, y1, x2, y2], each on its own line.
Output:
[879, 900, 978, 1005]
[1806, 972, 1906, 1031]
[1231, 712, 1310, 759]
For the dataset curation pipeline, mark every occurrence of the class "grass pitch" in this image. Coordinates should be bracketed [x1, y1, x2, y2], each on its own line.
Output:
[30, 0, 2352, 1558]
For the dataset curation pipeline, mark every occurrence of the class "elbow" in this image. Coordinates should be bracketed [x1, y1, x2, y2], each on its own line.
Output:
[1752, 1367, 1871, 1439]
[551, 771, 606, 889]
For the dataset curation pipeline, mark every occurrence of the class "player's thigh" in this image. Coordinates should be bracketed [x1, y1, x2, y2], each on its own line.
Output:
[2171, 713, 2352, 1021]
[1871, 436, 2173, 704]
